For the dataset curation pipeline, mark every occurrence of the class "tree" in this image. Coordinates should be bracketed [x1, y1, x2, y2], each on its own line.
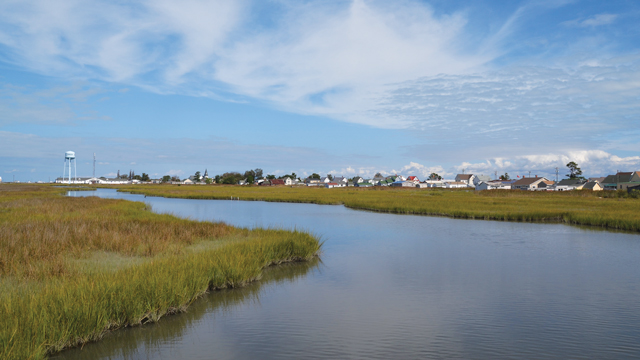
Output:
[429, 173, 442, 180]
[374, 172, 383, 178]
[214, 175, 221, 183]
[327, 174, 333, 181]
[205, 177, 212, 184]
[161, 175, 171, 183]
[266, 174, 276, 180]
[193, 171, 201, 182]
[244, 170, 256, 184]
[499, 173, 510, 181]
[254, 168, 263, 179]
[171, 175, 180, 182]
[566, 161, 583, 179]
[141, 173, 150, 182]
[310, 173, 320, 179]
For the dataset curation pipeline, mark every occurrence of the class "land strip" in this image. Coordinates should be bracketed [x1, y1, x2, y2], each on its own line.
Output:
[0, 184, 320, 359]
[100, 184, 640, 233]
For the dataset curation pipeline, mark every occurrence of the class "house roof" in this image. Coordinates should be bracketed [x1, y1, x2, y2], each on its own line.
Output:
[456, 174, 473, 180]
[512, 177, 547, 186]
[271, 179, 285, 185]
[583, 181, 602, 190]
[602, 172, 634, 184]
[557, 179, 584, 186]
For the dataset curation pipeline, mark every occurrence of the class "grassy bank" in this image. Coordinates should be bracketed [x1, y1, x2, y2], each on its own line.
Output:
[0, 184, 320, 359]
[101, 184, 640, 232]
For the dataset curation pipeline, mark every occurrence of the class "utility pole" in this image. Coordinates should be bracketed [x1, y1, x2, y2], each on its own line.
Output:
[93, 153, 96, 178]
[495, 170, 498, 180]
[555, 167, 559, 183]
[528, 171, 531, 178]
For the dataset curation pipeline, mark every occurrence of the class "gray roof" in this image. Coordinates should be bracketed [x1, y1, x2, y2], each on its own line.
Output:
[557, 178, 585, 186]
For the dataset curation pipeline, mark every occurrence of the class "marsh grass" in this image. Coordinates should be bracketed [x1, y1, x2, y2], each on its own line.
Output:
[103, 184, 640, 232]
[0, 184, 320, 359]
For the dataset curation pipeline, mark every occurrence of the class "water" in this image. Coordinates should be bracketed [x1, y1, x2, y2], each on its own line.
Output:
[57, 189, 640, 359]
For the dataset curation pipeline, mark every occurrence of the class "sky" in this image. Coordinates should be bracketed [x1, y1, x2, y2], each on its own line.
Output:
[1, 0, 639, 182]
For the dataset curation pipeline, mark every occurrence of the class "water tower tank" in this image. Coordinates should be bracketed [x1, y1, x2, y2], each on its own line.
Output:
[65, 151, 76, 159]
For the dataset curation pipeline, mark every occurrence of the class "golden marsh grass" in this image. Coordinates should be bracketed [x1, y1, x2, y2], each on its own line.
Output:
[0, 184, 320, 359]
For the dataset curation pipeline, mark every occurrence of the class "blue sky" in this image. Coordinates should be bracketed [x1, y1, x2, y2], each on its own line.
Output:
[1, 0, 639, 182]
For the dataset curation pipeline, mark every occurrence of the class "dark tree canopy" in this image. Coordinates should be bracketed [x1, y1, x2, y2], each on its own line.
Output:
[566, 161, 583, 179]
[499, 173, 510, 180]
[429, 173, 442, 180]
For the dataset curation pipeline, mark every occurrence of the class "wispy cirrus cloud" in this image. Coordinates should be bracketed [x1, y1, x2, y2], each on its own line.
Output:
[0, 82, 110, 125]
[563, 13, 618, 28]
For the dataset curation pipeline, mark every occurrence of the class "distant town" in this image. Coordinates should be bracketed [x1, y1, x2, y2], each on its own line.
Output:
[27, 163, 640, 193]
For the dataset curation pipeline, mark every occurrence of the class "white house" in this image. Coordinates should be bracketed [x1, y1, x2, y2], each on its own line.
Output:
[421, 180, 445, 188]
[445, 181, 468, 189]
[476, 180, 512, 190]
[455, 174, 477, 187]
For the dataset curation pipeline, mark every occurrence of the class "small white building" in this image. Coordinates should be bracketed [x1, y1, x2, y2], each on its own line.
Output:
[475, 181, 512, 191]
[445, 181, 468, 189]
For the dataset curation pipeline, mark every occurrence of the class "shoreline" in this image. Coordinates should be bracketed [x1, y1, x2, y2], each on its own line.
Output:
[91, 184, 640, 233]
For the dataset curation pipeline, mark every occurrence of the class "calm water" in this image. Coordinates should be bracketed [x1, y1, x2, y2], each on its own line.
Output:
[57, 189, 640, 359]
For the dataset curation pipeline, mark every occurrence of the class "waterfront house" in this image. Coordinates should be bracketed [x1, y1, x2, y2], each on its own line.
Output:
[271, 179, 285, 186]
[511, 176, 549, 191]
[407, 176, 420, 184]
[473, 175, 492, 186]
[325, 182, 339, 188]
[601, 172, 634, 190]
[333, 176, 348, 186]
[555, 179, 586, 191]
[475, 180, 512, 191]
[583, 181, 603, 191]
[421, 180, 445, 188]
[445, 181, 468, 189]
[455, 174, 476, 187]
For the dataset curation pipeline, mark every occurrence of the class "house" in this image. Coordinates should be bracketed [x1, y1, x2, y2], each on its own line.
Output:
[601, 172, 635, 190]
[305, 178, 323, 186]
[455, 174, 476, 187]
[352, 176, 364, 184]
[421, 180, 445, 188]
[511, 176, 550, 191]
[325, 182, 339, 188]
[183, 179, 194, 185]
[271, 179, 285, 186]
[390, 181, 415, 187]
[475, 180, 512, 191]
[320, 177, 332, 183]
[406, 176, 420, 184]
[356, 181, 374, 187]
[283, 177, 294, 186]
[555, 179, 586, 191]
[332, 176, 348, 186]
[445, 181, 468, 189]
[238, 179, 247, 185]
[583, 181, 603, 191]
[473, 175, 491, 186]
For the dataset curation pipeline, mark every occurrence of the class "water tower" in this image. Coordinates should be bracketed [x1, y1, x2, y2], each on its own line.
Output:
[63, 151, 77, 184]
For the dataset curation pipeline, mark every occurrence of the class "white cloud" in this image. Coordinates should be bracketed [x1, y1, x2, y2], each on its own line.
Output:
[0, 82, 108, 125]
[563, 13, 618, 28]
